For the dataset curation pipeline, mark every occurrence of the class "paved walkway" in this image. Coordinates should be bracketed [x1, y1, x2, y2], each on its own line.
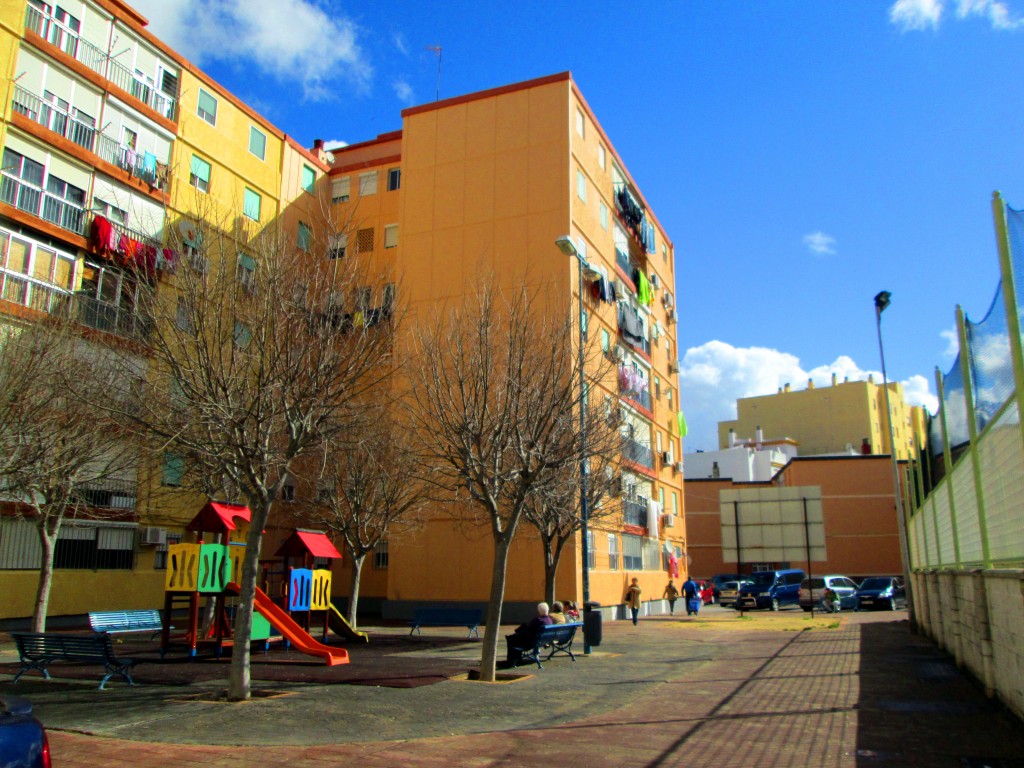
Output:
[7, 608, 1024, 767]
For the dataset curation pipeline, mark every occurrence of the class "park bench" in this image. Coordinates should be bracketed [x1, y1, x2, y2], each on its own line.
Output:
[408, 607, 483, 638]
[11, 632, 138, 690]
[89, 609, 164, 639]
[509, 621, 583, 669]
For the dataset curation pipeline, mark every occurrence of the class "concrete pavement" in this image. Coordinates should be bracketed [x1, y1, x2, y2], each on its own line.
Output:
[6, 608, 1024, 767]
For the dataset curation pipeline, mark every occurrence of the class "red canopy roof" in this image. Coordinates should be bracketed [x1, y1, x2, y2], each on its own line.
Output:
[275, 529, 342, 560]
[186, 502, 252, 535]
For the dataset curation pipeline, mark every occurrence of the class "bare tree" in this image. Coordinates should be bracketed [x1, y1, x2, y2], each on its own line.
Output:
[104, 212, 395, 700]
[0, 316, 136, 631]
[525, 443, 623, 606]
[295, 410, 428, 627]
[409, 283, 597, 682]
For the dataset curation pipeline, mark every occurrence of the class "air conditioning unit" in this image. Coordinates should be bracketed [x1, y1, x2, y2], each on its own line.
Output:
[662, 292, 675, 309]
[650, 273, 660, 289]
[676, 460, 685, 473]
[661, 451, 673, 466]
[141, 527, 167, 546]
[669, 361, 680, 373]
[665, 309, 676, 325]
[663, 513, 675, 528]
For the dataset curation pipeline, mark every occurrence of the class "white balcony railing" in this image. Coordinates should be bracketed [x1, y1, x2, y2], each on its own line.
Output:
[0, 174, 86, 235]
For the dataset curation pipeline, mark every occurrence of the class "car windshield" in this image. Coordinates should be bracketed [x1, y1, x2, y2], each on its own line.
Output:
[749, 572, 775, 586]
[859, 578, 892, 589]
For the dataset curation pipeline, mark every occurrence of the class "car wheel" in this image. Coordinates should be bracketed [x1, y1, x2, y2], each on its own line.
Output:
[771, 598, 780, 612]
[889, 598, 897, 611]
[802, 607, 811, 612]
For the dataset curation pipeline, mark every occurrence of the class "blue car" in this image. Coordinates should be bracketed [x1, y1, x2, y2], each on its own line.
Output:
[856, 576, 906, 611]
[0, 696, 50, 768]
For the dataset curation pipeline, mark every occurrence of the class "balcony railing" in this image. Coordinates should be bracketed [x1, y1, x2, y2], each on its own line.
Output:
[93, 134, 163, 187]
[615, 247, 634, 280]
[0, 271, 70, 313]
[24, 4, 177, 121]
[72, 478, 137, 510]
[0, 174, 86, 235]
[622, 437, 654, 469]
[623, 497, 648, 527]
[70, 292, 152, 341]
[622, 387, 651, 411]
[12, 85, 97, 152]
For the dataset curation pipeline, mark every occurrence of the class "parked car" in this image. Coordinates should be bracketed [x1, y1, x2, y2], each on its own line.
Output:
[696, 580, 715, 605]
[799, 575, 859, 612]
[710, 573, 741, 600]
[718, 580, 750, 607]
[856, 576, 906, 611]
[736, 569, 806, 611]
[0, 696, 51, 768]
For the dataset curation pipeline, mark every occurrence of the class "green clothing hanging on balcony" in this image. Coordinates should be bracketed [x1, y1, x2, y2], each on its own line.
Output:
[636, 270, 654, 306]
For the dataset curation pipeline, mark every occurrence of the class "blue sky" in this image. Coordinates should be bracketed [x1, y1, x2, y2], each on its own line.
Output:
[131, 0, 1024, 451]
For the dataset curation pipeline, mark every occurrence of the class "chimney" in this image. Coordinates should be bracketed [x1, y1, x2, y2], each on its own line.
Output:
[831, 373, 838, 387]
[728, 428, 736, 448]
[755, 426, 763, 448]
[868, 374, 875, 384]
[712, 461, 720, 479]
[783, 383, 791, 393]
[313, 138, 325, 150]
[807, 378, 815, 389]
[844, 376, 849, 383]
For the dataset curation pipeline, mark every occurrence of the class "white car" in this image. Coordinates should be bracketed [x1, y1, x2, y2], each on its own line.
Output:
[799, 575, 858, 612]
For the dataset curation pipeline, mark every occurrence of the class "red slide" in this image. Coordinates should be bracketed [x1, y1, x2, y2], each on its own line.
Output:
[225, 582, 349, 666]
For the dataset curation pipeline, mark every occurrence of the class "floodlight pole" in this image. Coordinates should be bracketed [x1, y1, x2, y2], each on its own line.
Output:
[874, 291, 917, 632]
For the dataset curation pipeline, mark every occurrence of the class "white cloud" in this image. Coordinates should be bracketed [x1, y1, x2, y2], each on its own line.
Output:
[940, 326, 959, 359]
[394, 32, 409, 56]
[130, 0, 371, 101]
[803, 231, 837, 256]
[393, 79, 414, 105]
[322, 139, 349, 150]
[889, 0, 1024, 31]
[677, 341, 937, 451]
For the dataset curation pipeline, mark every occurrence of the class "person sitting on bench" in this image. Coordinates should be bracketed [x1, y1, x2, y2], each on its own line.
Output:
[506, 602, 553, 665]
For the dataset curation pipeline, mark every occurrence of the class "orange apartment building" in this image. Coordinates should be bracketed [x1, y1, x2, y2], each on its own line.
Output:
[325, 73, 687, 621]
[685, 455, 903, 582]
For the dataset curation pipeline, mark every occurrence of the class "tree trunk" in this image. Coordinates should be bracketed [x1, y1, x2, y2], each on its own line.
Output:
[227, 502, 270, 701]
[31, 523, 58, 633]
[347, 553, 365, 628]
[479, 535, 513, 682]
[543, 538, 557, 606]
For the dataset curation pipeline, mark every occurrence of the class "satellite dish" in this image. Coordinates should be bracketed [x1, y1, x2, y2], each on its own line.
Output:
[177, 219, 198, 245]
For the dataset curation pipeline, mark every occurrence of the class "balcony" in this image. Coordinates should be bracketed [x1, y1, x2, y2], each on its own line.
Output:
[623, 497, 648, 527]
[615, 247, 634, 281]
[618, 366, 651, 411]
[12, 85, 97, 152]
[0, 174, 86, 236]
[24, 4, 177, 121]
[73, 478, 137, 510]
[0, 270, 70, 313]
[70, 292, 152, 342]
[622, 437, 654, 469]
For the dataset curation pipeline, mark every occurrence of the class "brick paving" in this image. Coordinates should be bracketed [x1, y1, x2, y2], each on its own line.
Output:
[9, 609, 1024, 767]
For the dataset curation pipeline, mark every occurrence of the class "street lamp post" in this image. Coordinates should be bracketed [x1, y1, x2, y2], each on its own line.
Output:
[556, 235, 592, 653]
[874, 290, 917, 632]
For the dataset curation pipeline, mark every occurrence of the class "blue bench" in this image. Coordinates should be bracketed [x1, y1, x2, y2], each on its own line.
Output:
[89, 609, 164, 639]
[510, 622, 583, 669]
[408, 607, 483, 638]
[12, 632, 138, 690]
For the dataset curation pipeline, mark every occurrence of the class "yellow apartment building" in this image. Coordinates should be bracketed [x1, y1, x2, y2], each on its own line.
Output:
[718, 375, 927, 460]
[325, 73, 686, 620]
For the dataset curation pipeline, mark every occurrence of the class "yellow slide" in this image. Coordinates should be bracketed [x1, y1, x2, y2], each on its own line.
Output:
[328, 603, 370, 643]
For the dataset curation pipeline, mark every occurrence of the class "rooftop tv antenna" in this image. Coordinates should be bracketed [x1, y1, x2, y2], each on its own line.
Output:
[426, 45, 442, 101]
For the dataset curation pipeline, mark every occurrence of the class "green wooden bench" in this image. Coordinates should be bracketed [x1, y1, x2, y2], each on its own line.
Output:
[12, 632, 138, 690]
[509, 622, 583, 669]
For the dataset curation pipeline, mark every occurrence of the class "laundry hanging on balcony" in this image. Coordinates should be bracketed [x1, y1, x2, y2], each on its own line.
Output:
[617, 303, 645, 347]
[647, 499, 661, 537]
[618, 365, 648, 397]
[590, 276, 617, 303]
[634, 269, 653, 306]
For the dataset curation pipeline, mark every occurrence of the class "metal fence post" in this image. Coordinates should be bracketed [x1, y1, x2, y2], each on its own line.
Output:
[956, 305, 992, 568]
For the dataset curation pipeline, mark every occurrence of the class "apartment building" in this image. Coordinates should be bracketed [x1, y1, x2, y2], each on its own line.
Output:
[326, 73, 686, 617]
[718, 375, 928, 460]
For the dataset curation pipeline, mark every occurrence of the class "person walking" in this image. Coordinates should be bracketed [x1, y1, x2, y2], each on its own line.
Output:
[682, 576, 699, 616]
[663, 579, 680, 616]
[625, 577, 642, 625]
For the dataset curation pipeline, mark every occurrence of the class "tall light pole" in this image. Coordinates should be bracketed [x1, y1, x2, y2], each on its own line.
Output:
[874, 290, 917, 632]
[556, 235, 592, 652]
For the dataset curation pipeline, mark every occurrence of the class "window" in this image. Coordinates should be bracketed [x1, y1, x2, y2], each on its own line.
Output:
[331, 176, 350, 203]
[281, 482, 295, 502]
[197, 88, 217, 125]
[297, 221, 312, 251]
[384, 224, 398, 249]
[600, 201, 608, 230]
[174, 297, 192, 332]
[249, 126, 266, 160]
[237, 253, 256, 292]
[662, 243, 668, 262]
[659, 488, 666, 509]
[576, 108, 585, 138]
[383, 283, 396, 314]
[608, 534, 619, 570]
[302, 165, 316, 194]
[374, 540, 389, 569]
[358, 171, 377, 196]
[189, 155, 210, 193]
[154, 533, 183, 570]
[586, 530, 596, 570]
[387, 168, 401, 191]
[162, 452, 184, 487]
[52, 523, 135, 570]
[598, 143, 606, 170]
[667, 389, 673, 409]
[654, 376, 661, 399]
[356, 227, 374, 254]
[672, 492, 679, 515]
[576, 170, 586, 202]
[601, 328, 610, 352]
[328, 233, 347, 260]
[622, 534, 643, 571]
[243, 188, 261, 221]
[233, 322, 251, 348]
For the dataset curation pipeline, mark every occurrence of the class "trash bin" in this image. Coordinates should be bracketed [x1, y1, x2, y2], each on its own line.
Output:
[583, 601, 602, 648]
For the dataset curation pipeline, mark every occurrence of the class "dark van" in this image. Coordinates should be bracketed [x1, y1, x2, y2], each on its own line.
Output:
[736, 569, 806, 611]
